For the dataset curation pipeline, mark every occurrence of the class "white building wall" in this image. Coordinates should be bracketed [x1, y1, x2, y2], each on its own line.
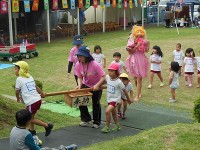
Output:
[67, 5, 141, 25]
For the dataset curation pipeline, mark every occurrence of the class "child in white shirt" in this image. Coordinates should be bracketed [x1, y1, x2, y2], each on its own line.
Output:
[182, 48, 196, 87]
[94, 63, 132, 133]
[173, 43, 184, 75]
[169, 61, 180, 103]
[92, 45, 106, 68]
[148, 45, 164, 89]
[118, 73, 133, 119]
[195, 53, 200, 88]
[112, 52, 127, 74]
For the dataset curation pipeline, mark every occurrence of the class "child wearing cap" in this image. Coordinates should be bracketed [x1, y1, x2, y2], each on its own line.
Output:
[94, 63, 132, 133]
[67, 35, 83, 85]
[14, 61, 53, 137]
[118, 73, 133, 119]
[75, 46, 105, 129]
[10, 109, 41, 150]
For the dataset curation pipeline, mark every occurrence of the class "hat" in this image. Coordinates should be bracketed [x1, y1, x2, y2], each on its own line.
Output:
[76, 46, 94, 61]
[119, 73, 129, 79]
[108, 63, 120, 75]
[13, 61, 30, 78]
[73, 35, 83, 45]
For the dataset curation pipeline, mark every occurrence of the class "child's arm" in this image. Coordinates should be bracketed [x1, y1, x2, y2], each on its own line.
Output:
[15, 90, 21, 102]
[123, 66, 128, 74]
[93, 75, 106, 91]
[122, 89, 132, 104]
[36, 86, 45, 98]
[145, 41, 150, 53]
[103, 57, 106, 68]
[169, 71, 174, 85]
[129, 90, 134, 99]
[25, 133, 40, 150]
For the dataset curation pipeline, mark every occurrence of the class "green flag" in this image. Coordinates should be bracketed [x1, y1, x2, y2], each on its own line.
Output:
[44, 0, 49, 10]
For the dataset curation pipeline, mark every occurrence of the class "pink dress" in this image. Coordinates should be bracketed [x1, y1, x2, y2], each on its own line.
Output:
[126, 38, 149, 78]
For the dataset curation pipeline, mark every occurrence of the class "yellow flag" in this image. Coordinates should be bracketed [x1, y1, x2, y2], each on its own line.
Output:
[62, 0, 68, 8]
[12, 0, 19, 12]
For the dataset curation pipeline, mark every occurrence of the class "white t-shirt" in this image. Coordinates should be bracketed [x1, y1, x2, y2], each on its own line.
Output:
[170, 72, 179, 89]
[183, 57, 196, 73]
[111, 60, 125, 74]
[196, 57, 200, 71]
[121, 82, 133, 100]
[92, 53, 105, 65]
[15, 76, 41, 106]
[106, 75, 125, 103]
[173, 50, 184, 66]
[150, 54, 162, 71]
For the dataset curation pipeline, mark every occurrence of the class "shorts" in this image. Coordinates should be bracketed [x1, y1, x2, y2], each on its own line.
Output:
[27, 100, 42, 114]
[151, 70, 161, 73]
[184, 72, 194, 75]
[198, 70, 200, 74]
[108, 101, 118, 107]
[170, 85, 178, 89]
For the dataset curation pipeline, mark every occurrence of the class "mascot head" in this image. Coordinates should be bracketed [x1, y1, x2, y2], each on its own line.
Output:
[132, 25, 146, 38]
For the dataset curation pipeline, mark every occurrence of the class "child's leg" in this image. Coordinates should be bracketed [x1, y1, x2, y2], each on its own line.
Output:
[157, 72, 164, 83]
[112, 107, 119, 126]
[134, 77, 137, 87]
[135, 77, 142, 101]
[197, 74, 200, 87]
[122, 100, 127, 115]
[179, 66, 182, 75]
[188, 74, 193, 86]
[117, 100, 122, 113]
[105, 105, 115, 127]
[30, 114, 48, 130]
[171, 88, 176, 100]
[149, 72, 154, 85]
[184, 74, 189, 85]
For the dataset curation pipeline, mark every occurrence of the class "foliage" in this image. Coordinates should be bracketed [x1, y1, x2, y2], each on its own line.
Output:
[193, 96, 200, 123]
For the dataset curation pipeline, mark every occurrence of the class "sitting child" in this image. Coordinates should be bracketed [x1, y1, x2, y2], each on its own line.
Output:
[10, 109, 41, 150]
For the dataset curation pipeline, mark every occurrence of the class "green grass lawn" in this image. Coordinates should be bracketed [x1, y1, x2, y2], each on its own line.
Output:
[0, 26, 200, 143]
[80, 123, 200, 150]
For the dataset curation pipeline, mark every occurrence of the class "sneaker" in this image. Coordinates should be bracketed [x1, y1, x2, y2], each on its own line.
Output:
[197, 85, 200, 88]
[92, 124, 99, 129]
[45, 123, 54, 136]
[169, 98, 173, 100]
[101, 126, 110, 133]
[122, 114, 126, 120]
[160, 82, 165, 87]
[33, 135, 42, 146]
[79, 121, 89, 127]
[188, 84, 192, 87]
[117, 111, 122, 118]
[29, 129, 36, 136]
[148, 84, 152, 89]
[169, 99, 176, 103]
[112, 125, 120, 131]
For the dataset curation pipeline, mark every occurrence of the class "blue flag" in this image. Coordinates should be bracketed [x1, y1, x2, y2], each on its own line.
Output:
[24, 0, 30, 12]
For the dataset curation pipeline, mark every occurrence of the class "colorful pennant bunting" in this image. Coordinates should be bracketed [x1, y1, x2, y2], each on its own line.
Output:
[112, 0, 117, 8]
[106, 0, 110, 7]
[24, 0, 30, 12]
[70, 0, 76, 10]
[93, 0, 98, 8]
[12, 0, 19, 12]
[52, 0, 58, 10]
[124, 0, 127, 9]
[32, 0, 39, 11]
[100, 0, 104, 9]
[78, 0, 84, 8]
[129, 0, 133, 8]
[118, 0, 122, 8]
[85, 0, 90, 8]
[44, 0, 49, 10]
[0, 1, 8, 14]
[134, 0, 138, 7]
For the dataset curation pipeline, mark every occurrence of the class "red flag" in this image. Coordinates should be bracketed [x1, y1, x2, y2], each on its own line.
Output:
[0, 1, 8, 14]
[78, 0, 83, 8]
[32, 0, 39, 11]
[124, 0, 127, 9]
[93, 0, 98, 8]
[52, 0, 58, 10]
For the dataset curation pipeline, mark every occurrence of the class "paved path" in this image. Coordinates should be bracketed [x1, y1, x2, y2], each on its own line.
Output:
[0, 105, 192, 149]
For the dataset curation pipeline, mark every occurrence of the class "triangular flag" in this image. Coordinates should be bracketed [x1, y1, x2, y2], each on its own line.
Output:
[129, 0, 133, 8]
[24, 0, 30, 12]
[85, 0, 90, 8]
[112, 0, 117, 8]
[118, 0, 122, 8]
[44, 0, 49, 10]
[124, 0, 127, 9]
[32, 0, 39, 11]
[70, 0, 76, 10]
[100, 0, 104, 9]
[106, 0, 110, 7]
[12, 0, 19, 12]
[78, 0, 84, 8]
[52, 0, 58, 10]
[134, 0, 138, 7]
[93, 0, 98, 8]
[0, 1, 8, 14]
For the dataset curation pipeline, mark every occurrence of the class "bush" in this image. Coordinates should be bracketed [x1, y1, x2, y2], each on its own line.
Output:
[193, 96, 200, 123]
